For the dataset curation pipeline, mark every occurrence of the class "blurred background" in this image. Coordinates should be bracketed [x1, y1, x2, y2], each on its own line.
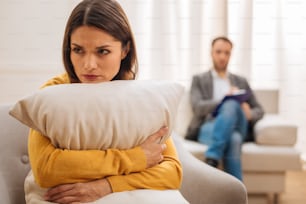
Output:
[0, 0, 305, 164]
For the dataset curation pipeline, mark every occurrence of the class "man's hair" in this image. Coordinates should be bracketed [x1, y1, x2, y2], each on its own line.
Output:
[211, 36, 233, 48]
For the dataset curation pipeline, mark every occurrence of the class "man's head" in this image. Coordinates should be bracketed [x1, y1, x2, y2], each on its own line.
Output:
[211, 36, 233, 73]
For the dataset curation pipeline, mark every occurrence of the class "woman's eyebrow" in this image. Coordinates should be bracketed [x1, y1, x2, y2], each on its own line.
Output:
[96, 45, 112, 49]
[71, 43, 82, 47]
[71, 42, 115, 48]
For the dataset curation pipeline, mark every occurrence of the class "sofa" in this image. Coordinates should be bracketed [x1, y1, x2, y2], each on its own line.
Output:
[0, 103, 247, 204]
[174, 89, 303, 204]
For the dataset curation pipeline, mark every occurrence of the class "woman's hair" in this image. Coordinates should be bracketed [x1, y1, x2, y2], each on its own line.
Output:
[62, 0, 138, 82]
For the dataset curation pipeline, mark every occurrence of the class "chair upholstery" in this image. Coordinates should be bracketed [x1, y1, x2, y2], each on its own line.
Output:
[0, 104, 31, 204]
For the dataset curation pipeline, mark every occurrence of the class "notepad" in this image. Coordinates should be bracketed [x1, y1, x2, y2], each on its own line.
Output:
[212, 89, 250, 117]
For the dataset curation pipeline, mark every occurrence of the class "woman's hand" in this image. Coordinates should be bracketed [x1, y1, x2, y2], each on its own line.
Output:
[44, 178, 112, 204]
[140, 126, 168, 168]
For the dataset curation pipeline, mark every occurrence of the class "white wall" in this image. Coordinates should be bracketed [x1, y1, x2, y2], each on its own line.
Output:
[0, 0, 80, 103]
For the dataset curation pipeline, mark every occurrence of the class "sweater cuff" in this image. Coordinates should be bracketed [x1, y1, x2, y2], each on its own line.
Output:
[107, 175, 132, 192]
[107, 147, 146, 192]
[125, 146, 147, 172]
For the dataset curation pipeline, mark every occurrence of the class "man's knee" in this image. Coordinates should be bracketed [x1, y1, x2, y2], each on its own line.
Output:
[230, 132, 243, 147]
[219, 99, 241, 115]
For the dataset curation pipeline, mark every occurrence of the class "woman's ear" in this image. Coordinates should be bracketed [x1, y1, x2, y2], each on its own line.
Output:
[121, 41, 130, 60]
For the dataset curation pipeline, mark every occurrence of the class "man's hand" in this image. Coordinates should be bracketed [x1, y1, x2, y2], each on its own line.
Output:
[140, 126, 168, 168]
[241, 102, 252, 121]
[44, 178, 112, 204]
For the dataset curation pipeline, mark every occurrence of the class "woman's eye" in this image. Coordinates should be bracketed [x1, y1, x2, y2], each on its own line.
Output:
[72, 47, 83, 54]
[97, 49, 109, 55]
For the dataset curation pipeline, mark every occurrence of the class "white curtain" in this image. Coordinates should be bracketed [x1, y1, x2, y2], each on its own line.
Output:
[118, 0, 306, 158]
[119, 0, 228, 86]
[0, 0, 304, 158]
[229, 0, 306, 160]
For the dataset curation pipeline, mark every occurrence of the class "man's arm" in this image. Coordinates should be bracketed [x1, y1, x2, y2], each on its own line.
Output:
[241, 78, 265, 123]
[190, 74, 218, 118]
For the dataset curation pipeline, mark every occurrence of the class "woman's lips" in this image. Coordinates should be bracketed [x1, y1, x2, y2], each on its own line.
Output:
[83, 74, 99, 81]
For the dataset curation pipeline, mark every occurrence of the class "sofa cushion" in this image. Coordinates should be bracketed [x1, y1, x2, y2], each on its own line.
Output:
[244, 172, 285, 193]
[255, 115, 297, 146]
[182, 139, 207, 161]
[181, 139, 302, 172]
[9, 80, 184, 150]
[242, 143, 302, 172]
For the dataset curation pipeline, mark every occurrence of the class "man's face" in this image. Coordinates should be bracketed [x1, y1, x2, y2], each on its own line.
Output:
[211, 40, 232, 72]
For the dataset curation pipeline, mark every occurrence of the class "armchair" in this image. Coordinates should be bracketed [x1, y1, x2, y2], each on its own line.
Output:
[0, 104, 247, 204]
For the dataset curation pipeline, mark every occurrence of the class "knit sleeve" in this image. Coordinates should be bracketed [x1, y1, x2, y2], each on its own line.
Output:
[107, 137, 183, 192]
[28, 129, 147, 188]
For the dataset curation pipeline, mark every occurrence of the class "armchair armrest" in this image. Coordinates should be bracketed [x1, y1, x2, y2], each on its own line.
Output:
[173, 135, 247, 204]
[255, 114, 297, 146]
[0, 174, 11, 203]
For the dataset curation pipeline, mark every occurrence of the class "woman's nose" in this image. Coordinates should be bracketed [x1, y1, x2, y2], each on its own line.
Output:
[84, 54, 98, 71]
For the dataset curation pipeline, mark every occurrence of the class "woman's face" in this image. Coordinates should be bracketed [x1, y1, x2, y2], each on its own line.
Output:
[70, 26, 128, 83]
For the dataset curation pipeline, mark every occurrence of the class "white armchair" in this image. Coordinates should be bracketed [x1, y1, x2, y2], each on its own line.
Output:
[0, 104, 247, 204]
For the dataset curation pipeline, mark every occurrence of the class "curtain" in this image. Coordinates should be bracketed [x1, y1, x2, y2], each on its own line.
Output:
[0, 0, 304, 158]
[118, 0, 306, 159]
[119, 0, 228, 86]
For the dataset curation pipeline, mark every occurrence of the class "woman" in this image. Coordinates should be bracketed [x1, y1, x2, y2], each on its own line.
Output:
[28, 0, 182, 203]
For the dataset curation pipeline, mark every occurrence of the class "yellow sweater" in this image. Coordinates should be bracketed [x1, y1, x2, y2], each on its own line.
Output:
[28, 73, 183, 192]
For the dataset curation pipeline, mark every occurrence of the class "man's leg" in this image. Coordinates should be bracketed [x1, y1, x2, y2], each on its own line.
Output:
[205, 99, 247, 161]
[223, 131, 243, 180]
[198, 121, 217, 166]
[198, 121, 214, 146]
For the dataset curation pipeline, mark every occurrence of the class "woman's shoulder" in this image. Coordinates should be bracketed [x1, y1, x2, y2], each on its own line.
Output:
[40, 73, 71, 89]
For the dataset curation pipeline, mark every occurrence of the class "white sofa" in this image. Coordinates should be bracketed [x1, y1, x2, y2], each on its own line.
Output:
[0, 104, 247, 204]
[174, 89, 302, 204]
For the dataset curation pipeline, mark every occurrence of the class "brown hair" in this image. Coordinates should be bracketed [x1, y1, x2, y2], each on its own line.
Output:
[211, 36, 233, 48]
[62, 0, 138, 83]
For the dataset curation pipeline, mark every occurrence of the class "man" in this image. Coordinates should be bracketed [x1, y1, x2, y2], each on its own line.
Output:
[186, 36, 264, 180]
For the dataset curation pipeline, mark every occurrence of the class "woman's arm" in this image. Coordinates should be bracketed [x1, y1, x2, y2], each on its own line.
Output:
[32, 74, 182, 193]
[44, 137, 182, 204]
[29, 126, 169, 188]
[29, 129, 147, 188]
[107, 137, 182, 191]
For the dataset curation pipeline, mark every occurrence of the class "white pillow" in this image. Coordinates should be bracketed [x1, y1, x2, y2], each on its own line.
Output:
[9, 80, 184, 150]
[25, 171, 189, 204]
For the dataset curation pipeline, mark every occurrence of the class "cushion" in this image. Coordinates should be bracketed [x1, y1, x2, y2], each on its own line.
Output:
[9, 80, 184, 150]
[98, 189, 189, 204]
[25, 171, 189, 204]
[242, 143, 302, 171]
[254, 115, 297, 146]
